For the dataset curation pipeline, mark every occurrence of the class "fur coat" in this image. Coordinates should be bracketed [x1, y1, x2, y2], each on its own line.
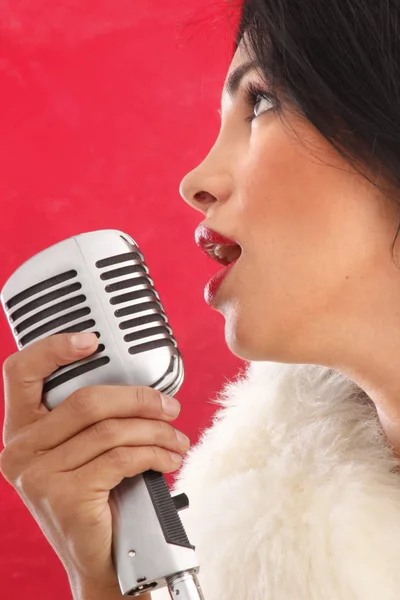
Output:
[153, 361, 400, 600]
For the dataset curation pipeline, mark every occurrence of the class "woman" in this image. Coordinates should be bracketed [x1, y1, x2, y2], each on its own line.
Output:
[2, 0, 400, 598]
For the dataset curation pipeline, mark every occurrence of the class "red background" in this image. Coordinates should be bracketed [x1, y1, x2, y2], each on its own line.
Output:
[0, 2, 243, 598]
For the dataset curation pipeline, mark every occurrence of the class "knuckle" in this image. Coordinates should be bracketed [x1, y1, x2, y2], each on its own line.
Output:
[107, 446, 131, 469]
[134, 386, 160, 411]
[147, 445, 163, 465]
[69, 386, 101, 417]
[134, 386, 148, 409]
[150, 445, 160, 461]
[3, 353, 23, 380]
[92, 418, 119, 440]
[155, 419, 175, 441]
[134, 446, 159, 472]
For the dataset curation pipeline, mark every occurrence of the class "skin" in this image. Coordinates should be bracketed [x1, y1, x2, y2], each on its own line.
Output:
[180, 41, 400, 456]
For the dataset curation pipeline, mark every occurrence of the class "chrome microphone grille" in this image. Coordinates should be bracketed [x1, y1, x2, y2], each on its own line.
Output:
[1, 230, 185, 409]
[3, 268, 111, 395]
[95, 250, 177, 357]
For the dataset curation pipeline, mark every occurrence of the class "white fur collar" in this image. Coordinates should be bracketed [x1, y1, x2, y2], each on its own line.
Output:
[155, 361, 400, 600]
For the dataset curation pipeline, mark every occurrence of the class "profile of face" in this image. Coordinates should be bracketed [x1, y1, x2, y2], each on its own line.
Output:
[180, 40, 400, 368]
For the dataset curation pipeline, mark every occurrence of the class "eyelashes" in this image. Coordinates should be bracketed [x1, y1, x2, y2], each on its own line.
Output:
[243, 81, 276, 123]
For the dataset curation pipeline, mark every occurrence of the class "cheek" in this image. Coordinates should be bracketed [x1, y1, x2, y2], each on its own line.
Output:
[239, 134, 337, 299]
[241, 122, 349, 251]
[236, 121, 394, 324]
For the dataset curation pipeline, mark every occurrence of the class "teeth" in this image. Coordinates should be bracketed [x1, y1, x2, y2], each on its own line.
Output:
[214, 244, 226, 259]
[212, 244, 241, 264]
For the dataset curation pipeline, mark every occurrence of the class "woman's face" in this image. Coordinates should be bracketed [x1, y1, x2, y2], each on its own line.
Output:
[179, 41, 400, 366]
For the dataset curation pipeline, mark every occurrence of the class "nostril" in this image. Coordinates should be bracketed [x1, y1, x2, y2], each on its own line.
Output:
[194, 191, 217, 204]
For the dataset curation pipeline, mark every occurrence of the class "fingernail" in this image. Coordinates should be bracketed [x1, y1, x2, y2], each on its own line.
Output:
[169, 452, 183, 465]
[176, 430, 190, 450]
[71, 333, 98, 349]
[161, 394, 181, 417]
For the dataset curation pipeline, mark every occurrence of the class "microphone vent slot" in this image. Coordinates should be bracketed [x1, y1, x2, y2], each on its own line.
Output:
[119, 313, 166, 331]
[10, 282, 82, 322]
[129, 339, 176, 355]
[4, 270, 101, 351]
[105, 276, 152, 294]
[124, 325, 172, 344]
[100, 264, 148, 280]
[4, 267, 112, 394]
[20, 307, 92, 347]
[57, 320, 97, 335]
[15, 295, 87, 334]
[114, 301, 162, 318]
[6, 270, 78, 310]
[96, 252, 177, 356]
[95, 251, 144, 268]
[109, 289, 158, 305]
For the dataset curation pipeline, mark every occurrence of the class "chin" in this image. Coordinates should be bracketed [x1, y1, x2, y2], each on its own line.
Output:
[222, 306, 271, 362]
[222, 303, 301, 364]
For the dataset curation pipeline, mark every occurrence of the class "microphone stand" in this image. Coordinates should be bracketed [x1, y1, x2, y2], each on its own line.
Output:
[166, 571, 205, 600]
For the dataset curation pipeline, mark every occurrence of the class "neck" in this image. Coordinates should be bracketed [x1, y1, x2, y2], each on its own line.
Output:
[325, 317, 400, 459]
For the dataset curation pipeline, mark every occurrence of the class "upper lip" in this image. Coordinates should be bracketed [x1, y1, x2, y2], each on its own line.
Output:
[194, 224, 242, 266]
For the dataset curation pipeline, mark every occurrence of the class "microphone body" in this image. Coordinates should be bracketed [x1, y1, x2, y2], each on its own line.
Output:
[1, 230, 203, 599]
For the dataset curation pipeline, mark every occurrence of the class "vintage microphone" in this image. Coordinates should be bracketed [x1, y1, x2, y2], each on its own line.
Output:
[1, 229, 204, 600]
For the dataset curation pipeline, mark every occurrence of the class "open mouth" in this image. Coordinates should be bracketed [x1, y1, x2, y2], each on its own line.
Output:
[202, 242, 242, 267]
[195, 224, 242, 267]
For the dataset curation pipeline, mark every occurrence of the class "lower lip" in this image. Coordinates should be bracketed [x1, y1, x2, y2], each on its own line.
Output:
[204, 261, 237, 305]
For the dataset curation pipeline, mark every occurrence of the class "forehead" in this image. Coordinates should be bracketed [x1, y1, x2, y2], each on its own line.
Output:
[226, 40, 253, 80]
[220, 40, 258, 113]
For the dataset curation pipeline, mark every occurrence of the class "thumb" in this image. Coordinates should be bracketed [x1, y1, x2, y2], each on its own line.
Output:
[2, 332, 98, 443]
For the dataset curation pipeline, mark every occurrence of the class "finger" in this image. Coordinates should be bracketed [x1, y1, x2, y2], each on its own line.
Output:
[2, 332, 98, 439]
[71, 445, 184, 491]
[25, 385, 182, 453]
[45, 417, 190, 471]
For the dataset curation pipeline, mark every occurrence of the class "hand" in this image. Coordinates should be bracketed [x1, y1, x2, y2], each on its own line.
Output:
[0, 332, 190, 596]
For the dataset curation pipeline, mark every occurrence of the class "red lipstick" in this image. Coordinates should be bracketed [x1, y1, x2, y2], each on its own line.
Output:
[194, 224, 241, 305]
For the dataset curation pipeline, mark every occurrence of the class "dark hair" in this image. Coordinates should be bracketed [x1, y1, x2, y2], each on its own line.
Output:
[237, 0, 400, 259]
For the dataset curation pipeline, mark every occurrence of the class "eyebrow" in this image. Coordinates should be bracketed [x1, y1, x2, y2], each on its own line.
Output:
[224, 59, 259, 98]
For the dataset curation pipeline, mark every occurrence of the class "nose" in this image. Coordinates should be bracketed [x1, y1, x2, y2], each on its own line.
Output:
[179, 151, 233, 215]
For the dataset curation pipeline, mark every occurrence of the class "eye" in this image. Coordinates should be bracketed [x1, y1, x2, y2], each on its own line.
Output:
[254, 96, 274, 117]
[244, 81, 275, 123]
